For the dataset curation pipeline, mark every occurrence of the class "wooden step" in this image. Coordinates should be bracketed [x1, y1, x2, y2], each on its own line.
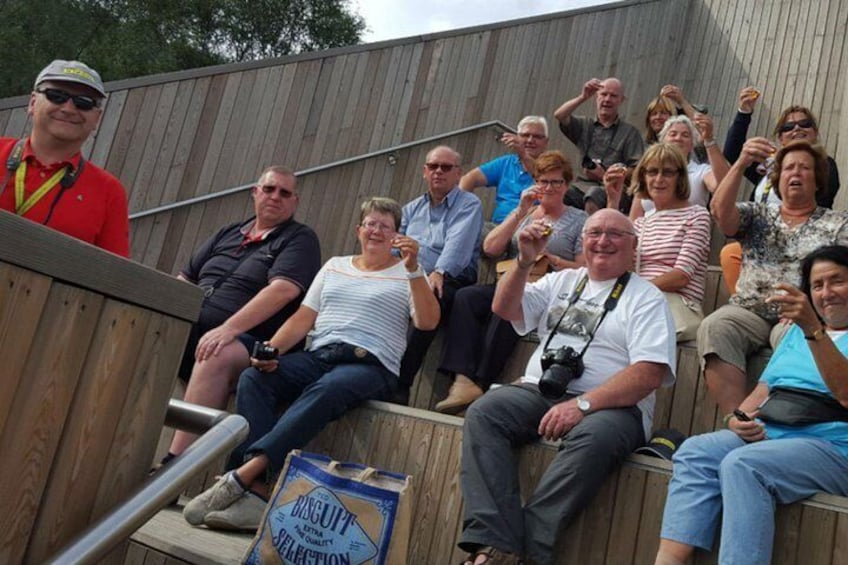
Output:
[130, 401, 848, 565]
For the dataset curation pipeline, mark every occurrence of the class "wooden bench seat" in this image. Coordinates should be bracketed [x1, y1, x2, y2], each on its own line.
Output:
[129, 401, 848, 564]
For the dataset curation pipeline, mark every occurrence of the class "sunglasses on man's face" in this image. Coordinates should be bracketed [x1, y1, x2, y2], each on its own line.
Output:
[425, 162, 457, 172]
[779, 118, 815, 133]
[36, 88, 101, 111]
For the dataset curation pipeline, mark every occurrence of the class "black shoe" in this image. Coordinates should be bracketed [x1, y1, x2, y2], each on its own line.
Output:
[389, 384, 410, 406]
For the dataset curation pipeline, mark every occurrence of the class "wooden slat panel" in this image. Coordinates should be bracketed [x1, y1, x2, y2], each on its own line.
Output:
[0, 264, 51, 439]
[26, 299, 153, 561]
[0, 213, 202, 321]
[0, 283, 103, 564]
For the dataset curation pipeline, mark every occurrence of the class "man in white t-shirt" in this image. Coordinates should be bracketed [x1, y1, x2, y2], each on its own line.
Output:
[456, 209, 676, 565]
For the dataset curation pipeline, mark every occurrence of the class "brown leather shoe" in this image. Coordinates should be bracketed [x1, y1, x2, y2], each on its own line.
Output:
[435, 375, 484, 415]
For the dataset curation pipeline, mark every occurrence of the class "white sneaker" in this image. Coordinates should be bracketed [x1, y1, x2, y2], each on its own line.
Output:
[182, 472, 245, 526]
[203, 491, 268, 531]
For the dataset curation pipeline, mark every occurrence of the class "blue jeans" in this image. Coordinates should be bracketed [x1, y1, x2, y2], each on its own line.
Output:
[660, 430, 848, 564]
[229, 344, 396, 474]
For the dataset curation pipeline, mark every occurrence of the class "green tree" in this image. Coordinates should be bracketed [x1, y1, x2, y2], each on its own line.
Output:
[0, 0, 365, 98]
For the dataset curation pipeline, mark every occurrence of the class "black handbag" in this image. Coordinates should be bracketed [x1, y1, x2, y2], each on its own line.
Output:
[758, 386, 848, 426]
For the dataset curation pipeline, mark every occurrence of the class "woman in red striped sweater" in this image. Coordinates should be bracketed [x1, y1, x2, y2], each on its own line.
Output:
[605, 143, 711, 341]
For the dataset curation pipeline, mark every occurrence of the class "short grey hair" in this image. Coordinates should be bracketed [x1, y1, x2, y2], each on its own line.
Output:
[517, 115, 549, 138]
[658, 115, 698, 158]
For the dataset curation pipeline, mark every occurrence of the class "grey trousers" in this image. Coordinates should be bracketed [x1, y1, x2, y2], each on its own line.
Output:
[459, 384, 644, 564]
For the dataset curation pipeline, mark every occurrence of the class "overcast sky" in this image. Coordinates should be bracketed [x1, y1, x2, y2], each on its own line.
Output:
[356, 0, 617, 43]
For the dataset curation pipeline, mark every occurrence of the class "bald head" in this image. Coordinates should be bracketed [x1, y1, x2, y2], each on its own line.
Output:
[596, 77, 625, 124]
[582, 209, 636, 280]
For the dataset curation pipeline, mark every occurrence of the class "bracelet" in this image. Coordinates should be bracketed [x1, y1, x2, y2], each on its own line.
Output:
[703, 139, 717, 148]
[721, 413, 735, 428]
[406, 265, 425, 279]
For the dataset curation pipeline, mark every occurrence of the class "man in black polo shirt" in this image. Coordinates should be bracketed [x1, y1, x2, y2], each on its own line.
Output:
[554, 77, 645, 214]
[165, 166, 321, 461]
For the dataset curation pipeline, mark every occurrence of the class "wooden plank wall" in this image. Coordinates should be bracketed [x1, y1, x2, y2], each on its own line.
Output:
[0, 215, 202, 564]
[2, 0, 845, 272]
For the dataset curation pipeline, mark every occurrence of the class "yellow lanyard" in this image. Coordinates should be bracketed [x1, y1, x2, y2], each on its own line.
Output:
[14, 161, 66, 216]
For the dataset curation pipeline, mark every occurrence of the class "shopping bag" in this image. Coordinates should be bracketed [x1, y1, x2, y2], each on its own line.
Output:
[243, 450, 412, 564]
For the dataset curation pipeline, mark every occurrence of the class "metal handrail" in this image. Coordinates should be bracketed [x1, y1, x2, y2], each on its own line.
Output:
[129, 119, 514, 220]
[47, 400, 249, 565]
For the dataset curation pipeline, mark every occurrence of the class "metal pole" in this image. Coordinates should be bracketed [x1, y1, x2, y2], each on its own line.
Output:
[46, 403, 249, 565]
[129, 120, 512, 220]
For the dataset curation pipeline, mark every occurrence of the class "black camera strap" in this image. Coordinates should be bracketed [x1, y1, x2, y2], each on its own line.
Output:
[542, 271, 631, 356]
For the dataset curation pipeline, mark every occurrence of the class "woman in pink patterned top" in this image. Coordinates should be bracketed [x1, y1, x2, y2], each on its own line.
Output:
[605, 143, 711, 341]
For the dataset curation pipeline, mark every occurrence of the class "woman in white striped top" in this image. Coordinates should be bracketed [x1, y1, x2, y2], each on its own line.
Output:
[605, 143, 711, 341]
[183, 197, 440, 531]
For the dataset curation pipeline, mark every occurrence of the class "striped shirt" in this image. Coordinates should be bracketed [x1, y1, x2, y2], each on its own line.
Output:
[634, 205, 711, 304]
[302, 256, 414, 376]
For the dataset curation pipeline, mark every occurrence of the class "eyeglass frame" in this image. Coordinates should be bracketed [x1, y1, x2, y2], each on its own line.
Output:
[34, 87, 102, 111]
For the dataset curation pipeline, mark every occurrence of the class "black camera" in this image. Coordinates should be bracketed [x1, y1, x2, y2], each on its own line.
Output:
[251, 341, 279, 361]
[538, 346, 584, 398]
[581, 155, 597, 170]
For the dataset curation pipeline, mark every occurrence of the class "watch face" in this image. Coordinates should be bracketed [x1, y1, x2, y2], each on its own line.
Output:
[577, 397, 591, 412]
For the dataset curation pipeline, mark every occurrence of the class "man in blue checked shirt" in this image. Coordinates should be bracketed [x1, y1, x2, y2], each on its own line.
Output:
[396, 145, 484, 402]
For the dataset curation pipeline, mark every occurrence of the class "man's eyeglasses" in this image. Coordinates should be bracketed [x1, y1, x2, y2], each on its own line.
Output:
[518, 132, 546, 141]
[361, 220, 395, 233]
[425, 162, 457, 172]
[644, 168, 681, 178]
[583, 229, 635, 240]
[536, 179, 566, 188]
[258, 184, 296, 198]
[779, 118, 815, 133]
[36, 88, 101, 111]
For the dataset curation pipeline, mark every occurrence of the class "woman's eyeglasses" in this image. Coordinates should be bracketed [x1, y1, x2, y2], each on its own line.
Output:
[779, 118, 815, 133]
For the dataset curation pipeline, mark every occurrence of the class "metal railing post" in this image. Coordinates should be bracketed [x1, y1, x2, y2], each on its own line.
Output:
[46, 401, 249, 565]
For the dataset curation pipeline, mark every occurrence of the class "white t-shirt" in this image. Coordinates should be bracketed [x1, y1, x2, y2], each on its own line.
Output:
[303, 256, 415, 376]
[512, 267, 677, 436]
[641, 161, 712, 216]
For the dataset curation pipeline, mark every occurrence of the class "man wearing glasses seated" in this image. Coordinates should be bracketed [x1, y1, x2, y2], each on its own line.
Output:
[456, 209, 675, 564]
[459, 116, 550, 225]
[159, 166, 321, 467]
[0, 60, 130, 256]
[395, 145, 484, 403]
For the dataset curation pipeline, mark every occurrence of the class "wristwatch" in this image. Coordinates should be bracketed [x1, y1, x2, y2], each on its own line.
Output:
[406, 265, 426, 280]
[805, 327, 827, 341]
[576, 395, 592, 414]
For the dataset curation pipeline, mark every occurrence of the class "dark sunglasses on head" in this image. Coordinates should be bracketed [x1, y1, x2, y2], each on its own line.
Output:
[258, 184, 296, 198]
[425, 162, 456, 172]
[779, 118, 815, 133]
[36, 88, 101, 111]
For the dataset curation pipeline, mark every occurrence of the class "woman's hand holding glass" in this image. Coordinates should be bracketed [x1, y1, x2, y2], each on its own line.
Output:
[391, 234, 421, 271]
[739, 137, 777, 168]
[765, 282, 821, 334]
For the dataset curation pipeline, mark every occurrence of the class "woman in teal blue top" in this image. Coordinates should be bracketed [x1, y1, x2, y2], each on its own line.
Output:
[655, 245, 848, 565]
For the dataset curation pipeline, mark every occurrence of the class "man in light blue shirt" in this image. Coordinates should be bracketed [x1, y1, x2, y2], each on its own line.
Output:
[397, 145, 484, 401]
[460, 116, 549, 224]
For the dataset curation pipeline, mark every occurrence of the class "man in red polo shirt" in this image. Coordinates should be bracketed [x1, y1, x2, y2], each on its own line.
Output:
[0, 60, 129, 256]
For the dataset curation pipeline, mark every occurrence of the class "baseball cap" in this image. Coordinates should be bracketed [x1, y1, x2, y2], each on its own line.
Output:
[34, 60, 106, 98]
[634, 428, 687, 461]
